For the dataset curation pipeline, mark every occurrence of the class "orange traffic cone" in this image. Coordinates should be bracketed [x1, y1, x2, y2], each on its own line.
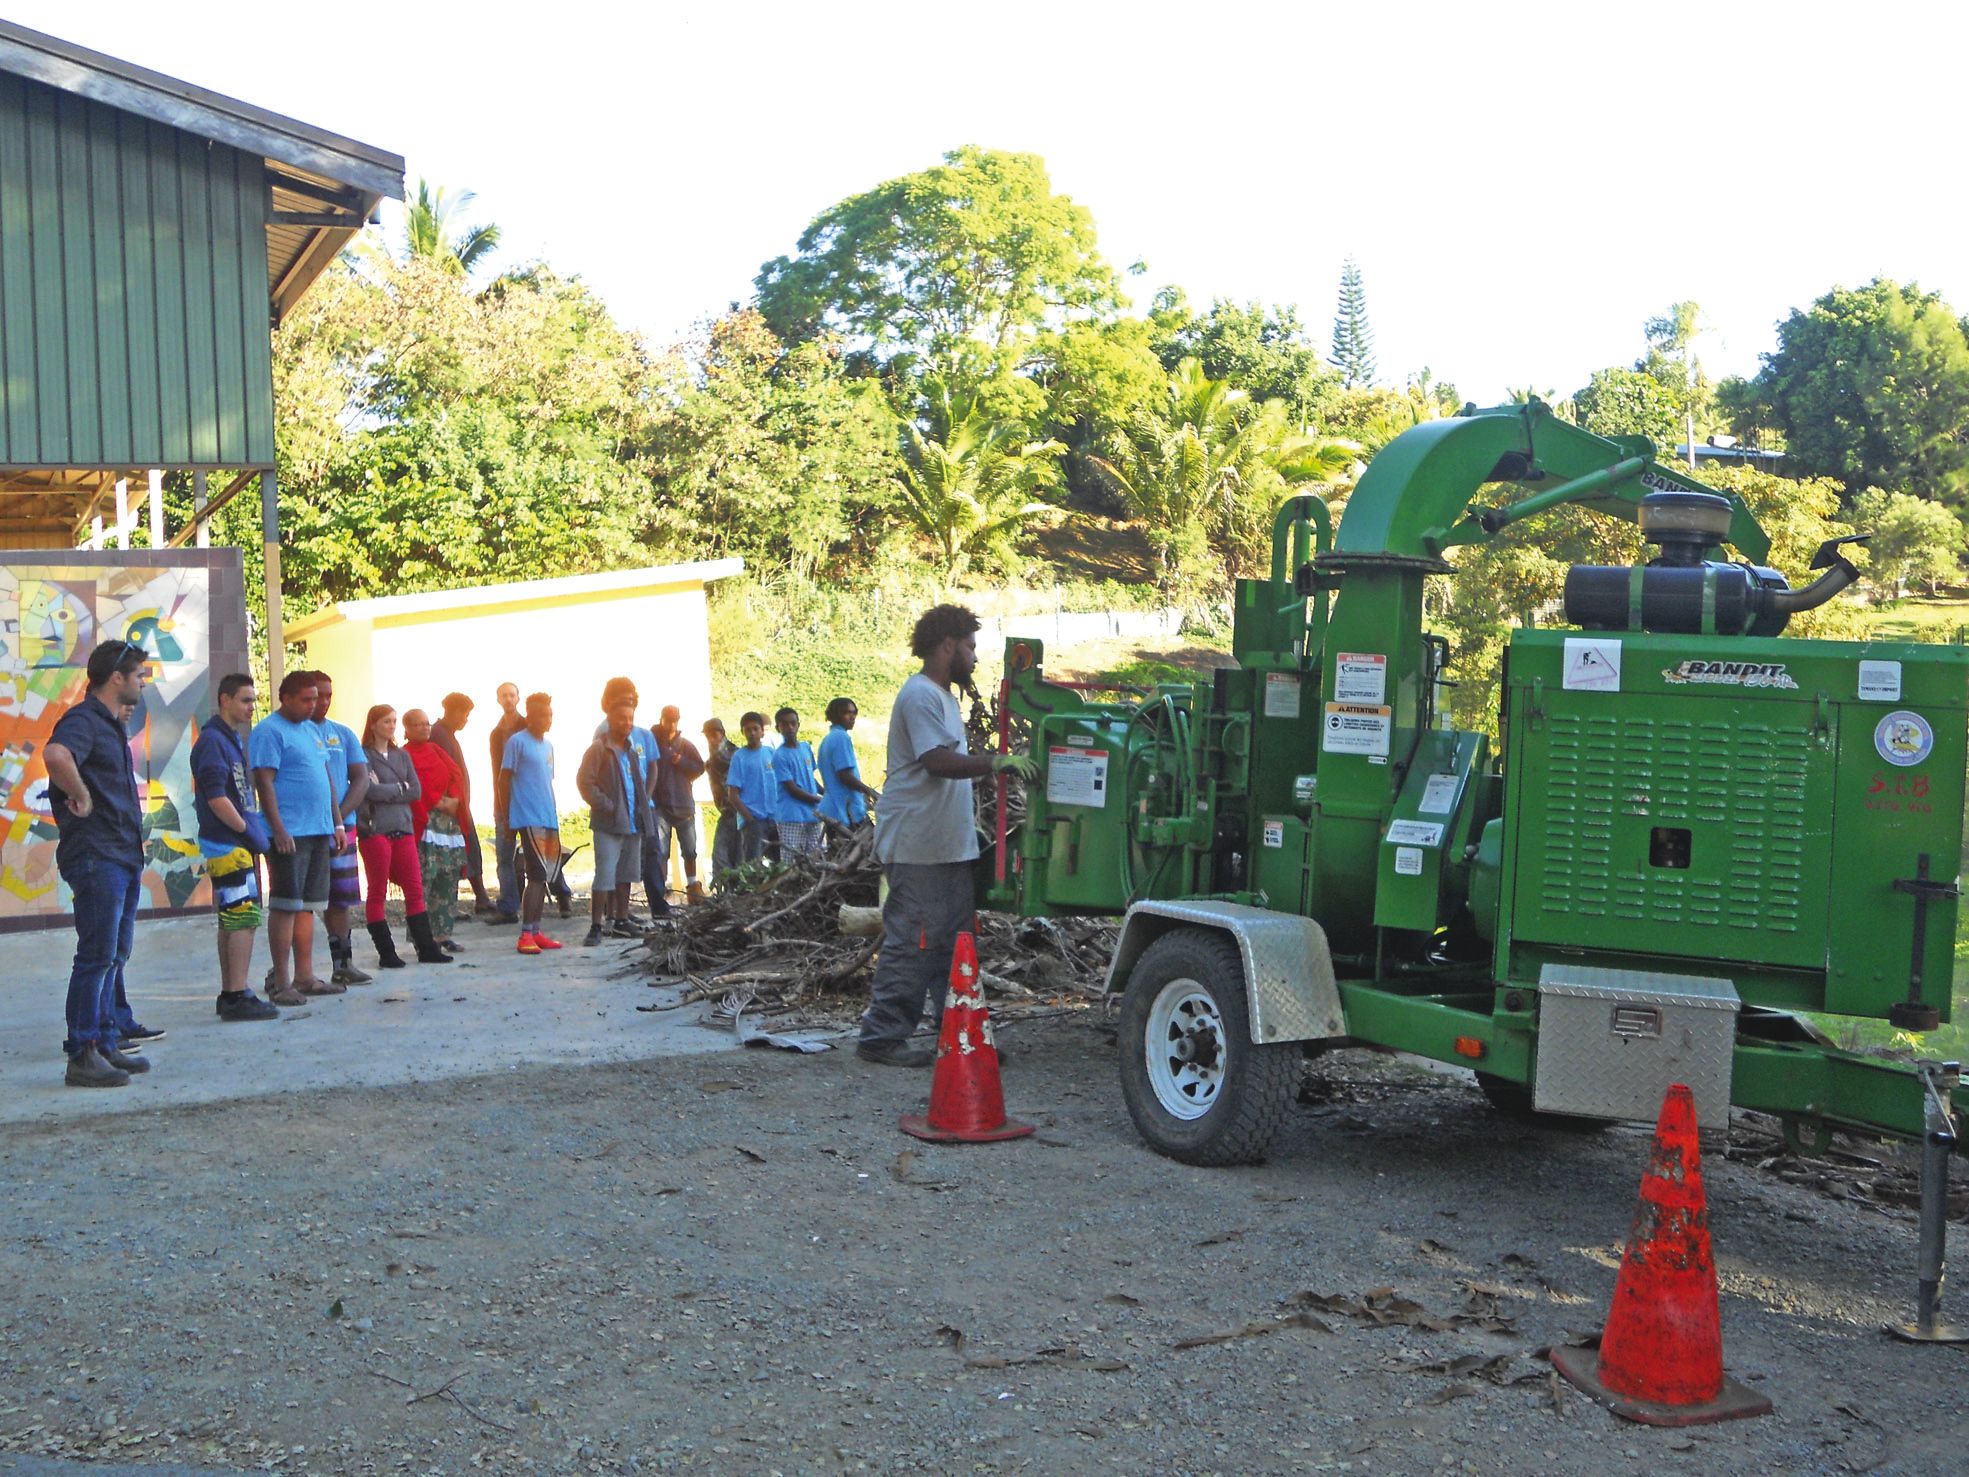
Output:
[899, 932, 1033, 1145]
[1550, 1083, 1772, 1426]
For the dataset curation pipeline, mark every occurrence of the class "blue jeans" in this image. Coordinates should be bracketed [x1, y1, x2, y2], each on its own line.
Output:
[62, 857, 143, 1057]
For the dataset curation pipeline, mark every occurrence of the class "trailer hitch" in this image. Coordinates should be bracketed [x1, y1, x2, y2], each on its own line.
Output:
[1890, 853, 1959, 1031]
[1886, 1060, 1967, 1344]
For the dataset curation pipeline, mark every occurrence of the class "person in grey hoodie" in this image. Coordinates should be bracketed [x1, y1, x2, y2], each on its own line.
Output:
[357, 705, 451, 967]
[577, 700, 651, 947]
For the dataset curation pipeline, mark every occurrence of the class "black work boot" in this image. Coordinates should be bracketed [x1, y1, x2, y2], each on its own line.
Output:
[64, 1046, 130, 1088]
[855, 1039, 935, 1068]
[329, 930, 373, 986]
[405, 911, 454, 964]
[99, 1043, 151, 1074]
[367, 920, 407, 969]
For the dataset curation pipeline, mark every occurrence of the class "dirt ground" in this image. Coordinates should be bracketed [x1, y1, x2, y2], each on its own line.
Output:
[2, 1004, 1964, 1477]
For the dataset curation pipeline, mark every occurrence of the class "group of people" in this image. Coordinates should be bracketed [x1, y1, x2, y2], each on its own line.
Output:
[45, 602, 1022, 1088]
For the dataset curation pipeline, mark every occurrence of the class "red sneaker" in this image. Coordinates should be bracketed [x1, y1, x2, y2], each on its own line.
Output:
[517, 932, 542, 956]
[534, 933, 564, 951]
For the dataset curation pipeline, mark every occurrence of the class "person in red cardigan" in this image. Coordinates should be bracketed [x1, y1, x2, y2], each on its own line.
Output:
[403, 709, 468, 951]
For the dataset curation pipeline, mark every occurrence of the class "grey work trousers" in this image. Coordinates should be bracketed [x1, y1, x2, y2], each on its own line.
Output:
[859, 860, 977, 1047]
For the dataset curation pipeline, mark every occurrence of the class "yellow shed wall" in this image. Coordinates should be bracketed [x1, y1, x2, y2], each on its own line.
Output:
[301, 583, 716, 821]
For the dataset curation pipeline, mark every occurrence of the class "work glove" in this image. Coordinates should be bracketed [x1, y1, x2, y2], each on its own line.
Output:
[992, 754, 1039, 782]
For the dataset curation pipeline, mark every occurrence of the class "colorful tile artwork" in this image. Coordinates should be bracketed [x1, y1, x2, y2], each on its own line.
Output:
[0, 564, 213, 920]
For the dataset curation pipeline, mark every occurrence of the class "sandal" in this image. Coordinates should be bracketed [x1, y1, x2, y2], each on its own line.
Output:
[295, 976, 346, 996]
[265, 979, 306, 1008]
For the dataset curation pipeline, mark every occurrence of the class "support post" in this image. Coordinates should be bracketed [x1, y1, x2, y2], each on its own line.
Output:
[89, 515, 103, 550]
[147, 469, 164, 548]
[1888, 1061, 1968, 1343]
[192, 470, 209, 549]
[114, 479, 130, 548]
[260, 469, 284, 691]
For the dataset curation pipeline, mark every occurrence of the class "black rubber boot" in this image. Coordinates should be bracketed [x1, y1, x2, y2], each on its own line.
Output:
[406, 911, 453, 964]
[367, 919, 407, 969]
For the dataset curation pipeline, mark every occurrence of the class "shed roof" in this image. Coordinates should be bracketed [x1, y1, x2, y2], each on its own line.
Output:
[0, 21, 405, 322]
[286, 560, 746, 638]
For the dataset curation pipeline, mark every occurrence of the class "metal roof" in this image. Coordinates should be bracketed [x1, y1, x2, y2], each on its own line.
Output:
[0, 20, 404, 325]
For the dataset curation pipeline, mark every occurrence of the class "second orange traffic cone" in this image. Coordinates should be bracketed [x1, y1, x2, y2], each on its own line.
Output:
[899, 931, 1033, 1145]
[1550, 1082, 1772, 1426]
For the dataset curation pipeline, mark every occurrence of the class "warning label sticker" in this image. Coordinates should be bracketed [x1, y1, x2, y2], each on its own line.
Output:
[1322, 703, 1391, 757]
[1263, 672, 1302, 719]
[1562, 637, 1622, 692]
[1393, 846, 1424, 877]
[1386, 819, 1444, 848]
[1334, 653, 1387, 705]
[1418, 774, 1459, 815]
[1858, 660, 1903, 703]
[1262, 820, 1284, 850]
[1045, 746, 1109, 807]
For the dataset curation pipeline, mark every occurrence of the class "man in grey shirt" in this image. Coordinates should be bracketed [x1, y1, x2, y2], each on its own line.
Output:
[858, 605, 1033, 1066]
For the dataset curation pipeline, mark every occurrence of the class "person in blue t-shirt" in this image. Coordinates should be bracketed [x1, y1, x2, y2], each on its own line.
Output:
[191, 672, 278, 1023]
[724, 711, 778, 866]
[308, 672, 373, 986]
[816, 696, 880, 833]
[498, 692, 564, 953]
[251, 671, 343, 1004]
[771, 707, 825, 862]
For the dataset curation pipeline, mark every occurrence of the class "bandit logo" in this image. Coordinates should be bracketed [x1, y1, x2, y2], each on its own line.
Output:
[1662, 660, 1799, 690]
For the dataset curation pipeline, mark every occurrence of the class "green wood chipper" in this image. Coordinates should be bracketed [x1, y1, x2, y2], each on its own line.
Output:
[986, 400, 1967, 1340]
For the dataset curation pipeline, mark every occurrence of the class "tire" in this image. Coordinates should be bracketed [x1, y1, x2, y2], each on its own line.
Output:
[1117, 928, 1298, 1166]
[1475, 1071, 1612, 1133]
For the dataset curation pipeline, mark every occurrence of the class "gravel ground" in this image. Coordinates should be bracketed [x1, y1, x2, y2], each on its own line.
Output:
[1, 1014, 1963, 1475]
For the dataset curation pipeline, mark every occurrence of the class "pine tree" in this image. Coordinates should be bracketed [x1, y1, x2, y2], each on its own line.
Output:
[1330, 258, 1376, 388]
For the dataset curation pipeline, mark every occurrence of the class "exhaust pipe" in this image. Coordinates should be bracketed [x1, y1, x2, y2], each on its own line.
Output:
[1769, 535, 1868, 616]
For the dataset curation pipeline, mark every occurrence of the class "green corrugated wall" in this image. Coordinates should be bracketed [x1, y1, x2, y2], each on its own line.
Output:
[0, 71, 275, 470]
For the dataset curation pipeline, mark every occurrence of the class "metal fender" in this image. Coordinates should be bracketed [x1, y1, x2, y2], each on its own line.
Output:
[1103, 900, 1345, 1044]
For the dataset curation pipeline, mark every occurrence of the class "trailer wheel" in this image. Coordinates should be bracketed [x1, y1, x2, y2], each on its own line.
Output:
[1118, 928, 1297, 1166]
[1475, 1072, 1611, 1133]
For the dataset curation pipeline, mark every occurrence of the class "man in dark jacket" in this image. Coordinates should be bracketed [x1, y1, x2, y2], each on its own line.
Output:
[41, 640, 158, 1086]
[650, 706, 708, 904]
[577, 700, 650, 947]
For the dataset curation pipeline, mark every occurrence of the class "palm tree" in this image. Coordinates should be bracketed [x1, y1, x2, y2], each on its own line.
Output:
[403, 180, 501, 276]
[1091, 359, 1353, 585]
[895, 403, 1065, 576]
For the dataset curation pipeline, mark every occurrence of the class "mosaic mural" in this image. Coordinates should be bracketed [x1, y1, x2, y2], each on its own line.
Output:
[0, 563, 215, 921]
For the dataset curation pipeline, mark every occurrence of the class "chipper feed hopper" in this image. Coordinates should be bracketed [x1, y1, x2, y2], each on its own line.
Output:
[989, 401, 1967, 1332]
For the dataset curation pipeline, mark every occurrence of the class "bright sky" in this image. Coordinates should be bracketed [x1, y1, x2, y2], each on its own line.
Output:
[18, 2, 1969, 404]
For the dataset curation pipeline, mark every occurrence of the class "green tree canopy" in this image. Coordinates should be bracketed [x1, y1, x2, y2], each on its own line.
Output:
[1149, 290, 1340, 424]
[1572, 366, 1681, 448]
[1724, 278, 1969, 500]
[1848, 488, 1965, 596]
[754, 146, 1121, 387]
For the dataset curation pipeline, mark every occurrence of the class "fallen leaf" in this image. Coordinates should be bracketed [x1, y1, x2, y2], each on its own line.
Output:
[1195, 1227, 1250, 1247]
[736, 1146, 766, 1164]
[1425, 1382, 1477, 1405]
[1171, 1311, 1331, 1350]
[1101, 1293, 1143, 1308]
[326, 1300, 343, 1321]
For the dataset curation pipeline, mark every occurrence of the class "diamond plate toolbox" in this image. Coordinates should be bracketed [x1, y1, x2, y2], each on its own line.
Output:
[1533, 965, 1739, 1128]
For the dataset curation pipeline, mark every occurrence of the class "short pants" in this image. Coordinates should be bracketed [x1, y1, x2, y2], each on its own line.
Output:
[592, 829, 643, 890]
[328, 831, 362, 908]
[207, 845, 263, 931]
[266, 834, 333, 911]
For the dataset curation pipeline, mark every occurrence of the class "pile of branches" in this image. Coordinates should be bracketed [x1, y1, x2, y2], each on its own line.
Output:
[640, 826, 885, 1015]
